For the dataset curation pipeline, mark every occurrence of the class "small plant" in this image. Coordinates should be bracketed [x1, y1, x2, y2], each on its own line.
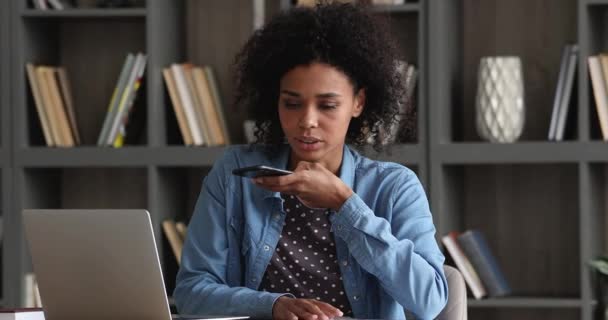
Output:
[590, 257, 608, 276]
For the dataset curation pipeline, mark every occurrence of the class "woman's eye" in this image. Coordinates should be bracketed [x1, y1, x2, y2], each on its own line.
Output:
[283, 101, 300, 108]
[320, 104, 337, 110]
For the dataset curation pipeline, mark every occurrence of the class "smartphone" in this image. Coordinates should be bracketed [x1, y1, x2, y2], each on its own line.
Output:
[232, 165, 293, 178]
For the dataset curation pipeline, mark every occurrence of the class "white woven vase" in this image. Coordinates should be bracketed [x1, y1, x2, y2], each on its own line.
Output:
[475, 56, 525, 143]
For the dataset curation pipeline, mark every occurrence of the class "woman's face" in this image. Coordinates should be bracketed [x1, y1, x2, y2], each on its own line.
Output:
[278, 62, 365, 172]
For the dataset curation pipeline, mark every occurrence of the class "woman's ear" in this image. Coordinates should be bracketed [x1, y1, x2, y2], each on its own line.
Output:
[352, 88, 366, 118]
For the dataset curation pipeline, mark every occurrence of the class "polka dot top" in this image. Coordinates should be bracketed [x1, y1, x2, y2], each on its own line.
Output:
[259, 194, 353, 316]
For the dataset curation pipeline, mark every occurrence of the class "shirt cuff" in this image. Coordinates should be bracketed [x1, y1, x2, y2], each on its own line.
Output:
[330, 193, 367, 241]
[258, 292, 295, 319]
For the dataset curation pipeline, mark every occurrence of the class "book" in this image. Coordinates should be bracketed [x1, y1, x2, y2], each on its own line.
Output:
[56, 67, 81, 145]
[162, 220, 184, 265]
[204, 66, 230, 144]
[192, 67, 225, 145]
[171, 63, 204, 146]
[97, 53, 135, 146]
[0, 308, 44, 320]
[112, 53, 147, 147]
[23, 273, 41, 308]
[175, 221, 188, 241]
[26, 64, 54, 146]
[588, 55, 608, 140]
[548, 45, 570, 140]
[163, 68, 194, 145]
[106, 53, 147, 147]
[44, 67, 75, 147]
[183, 64, 213, 145]
[35, 66, 64, 146]
[554, 45, 578, 141]
[457, 230, 511, 297]
[441, 232, 487, 299]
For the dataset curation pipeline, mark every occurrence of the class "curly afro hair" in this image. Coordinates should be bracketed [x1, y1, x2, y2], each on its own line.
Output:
[233, 1, 415, 152]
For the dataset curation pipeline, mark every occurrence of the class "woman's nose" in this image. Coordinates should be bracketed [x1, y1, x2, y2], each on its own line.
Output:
[298, 105, 319, 128]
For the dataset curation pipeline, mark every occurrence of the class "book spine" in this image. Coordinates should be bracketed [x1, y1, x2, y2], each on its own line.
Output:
[26, 64, 54, 146]
[171, 64, 204, 145]
[112, 54, 148, 148]
[106, 53, 144, 146]
[442, 233, 487, 299]
[589, 56, 608, 140]
[548, 45, 570, 140]
[162, 220, 183, 264]
[457, 230, 511, 297]
[555, 45, 579, 141]
[204, 66, 230, 144]
[163, 68, 194, 146]
[193, 67, 224, 145]
[97, 53, 135, 146]
[56, 67, 81, 145]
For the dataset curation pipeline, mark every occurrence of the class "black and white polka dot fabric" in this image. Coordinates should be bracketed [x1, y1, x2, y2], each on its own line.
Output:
[259, 194, 353, 316]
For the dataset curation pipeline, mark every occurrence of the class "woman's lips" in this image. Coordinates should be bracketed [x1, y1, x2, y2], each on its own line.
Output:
[294, 137, 322, 151]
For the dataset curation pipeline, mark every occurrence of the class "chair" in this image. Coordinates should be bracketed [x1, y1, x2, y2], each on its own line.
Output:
[436, 265, 467, 320]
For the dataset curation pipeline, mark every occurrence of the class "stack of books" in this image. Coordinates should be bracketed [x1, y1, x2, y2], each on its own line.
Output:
[163, 63, 230, 147]
[26, 63, 81, 147]
[442, 230, 512, 300]
[97, 52, 147, 147]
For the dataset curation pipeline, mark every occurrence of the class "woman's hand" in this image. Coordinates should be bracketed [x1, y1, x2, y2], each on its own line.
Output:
[272, 296, 343, 320]
[253, 161, 353, 210]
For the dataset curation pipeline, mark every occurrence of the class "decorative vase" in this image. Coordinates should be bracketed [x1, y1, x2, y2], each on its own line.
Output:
[475, 56, 525, 143]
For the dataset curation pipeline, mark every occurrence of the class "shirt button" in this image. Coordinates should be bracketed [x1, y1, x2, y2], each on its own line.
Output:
[273, 213, 281, 220]
[342, 260, 348, 266]
[252, 278, 258, 283]
[336, 225, 343, 231]
[353, 295, 359, 301]
[263, 245, 270, 251]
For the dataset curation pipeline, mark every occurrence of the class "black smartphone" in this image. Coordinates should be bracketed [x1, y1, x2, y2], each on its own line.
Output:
[232, 165, 293, 178]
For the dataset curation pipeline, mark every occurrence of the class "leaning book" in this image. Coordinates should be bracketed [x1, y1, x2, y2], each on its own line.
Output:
[0, 308, 44, 320]
[457, 230, 512, 297]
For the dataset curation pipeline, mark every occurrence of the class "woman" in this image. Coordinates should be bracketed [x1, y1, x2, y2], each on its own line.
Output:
[174, 3, 448, 320]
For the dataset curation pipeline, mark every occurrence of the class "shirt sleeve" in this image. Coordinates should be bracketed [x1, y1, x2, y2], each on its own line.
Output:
[329, 170, 448, 319]
[173, 150, 289, 319]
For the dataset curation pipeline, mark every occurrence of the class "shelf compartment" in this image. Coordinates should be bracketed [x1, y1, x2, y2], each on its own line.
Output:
[21, 8, 147, 18]
[20, 167, 148, 210]
[21, 18, 147, 147]
[438, 164, 580, 298]
[446, 0, 577, 142]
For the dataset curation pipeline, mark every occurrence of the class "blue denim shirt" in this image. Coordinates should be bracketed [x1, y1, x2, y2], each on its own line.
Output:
[174, 144, 448, 320]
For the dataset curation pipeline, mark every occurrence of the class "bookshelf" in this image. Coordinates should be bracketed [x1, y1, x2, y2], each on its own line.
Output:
[430, 0, 603, 319]
[1, 0, 603, 319]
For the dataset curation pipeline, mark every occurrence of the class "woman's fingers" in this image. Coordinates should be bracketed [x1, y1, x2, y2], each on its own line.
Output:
[309, 299, 344, 318]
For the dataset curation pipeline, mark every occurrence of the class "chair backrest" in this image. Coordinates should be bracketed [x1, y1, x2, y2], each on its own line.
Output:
[436, 265, 468, 320]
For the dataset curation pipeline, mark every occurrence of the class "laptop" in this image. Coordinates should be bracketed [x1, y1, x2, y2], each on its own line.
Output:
[23, 209, 249, 320]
